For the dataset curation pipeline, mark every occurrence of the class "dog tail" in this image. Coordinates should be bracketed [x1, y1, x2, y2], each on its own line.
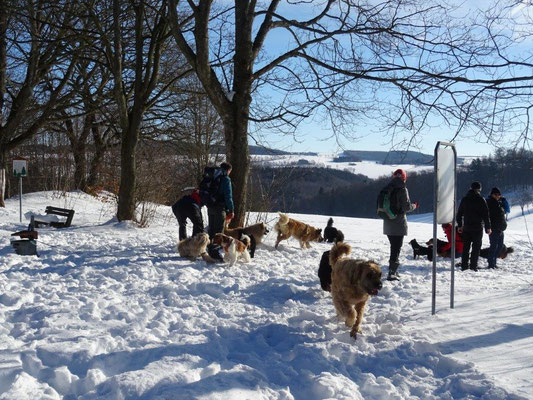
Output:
[329, 242, 351, 266]
[240, 234, 251, 248]
[327, 217, 333, 227]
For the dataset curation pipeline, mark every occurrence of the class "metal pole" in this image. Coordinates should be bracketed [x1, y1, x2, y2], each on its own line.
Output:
[450, 145, 457, 309]
[432, 143, 439, 315]
[19, 176, 22, 223]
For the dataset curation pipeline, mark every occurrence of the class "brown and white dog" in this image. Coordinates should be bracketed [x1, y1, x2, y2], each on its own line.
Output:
[224, 221, 269, 258]
[274, 212, 323, 249]
[212, 233, 251, 267]
[178, 233, 217, 263]
[329, 242, 382, 339]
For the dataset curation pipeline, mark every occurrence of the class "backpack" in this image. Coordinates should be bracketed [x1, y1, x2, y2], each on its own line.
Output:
[198, 167, 225, 207]
[377, 185, 399, 220]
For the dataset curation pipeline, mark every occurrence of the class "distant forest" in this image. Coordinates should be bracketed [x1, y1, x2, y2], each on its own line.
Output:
[248, 148, 533, 219]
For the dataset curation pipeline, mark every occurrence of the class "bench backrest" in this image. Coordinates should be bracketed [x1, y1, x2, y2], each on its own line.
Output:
[45, 206, 75, 227]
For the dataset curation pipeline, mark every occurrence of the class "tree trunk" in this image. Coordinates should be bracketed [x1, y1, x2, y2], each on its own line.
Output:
[0, 149, 5, 207]
[72, 143, 87, 191]
[117, 123, 139, 221]
[224, 97, 251, 228]
[226, 122, 250, 228]
[86, 124, 107, 189]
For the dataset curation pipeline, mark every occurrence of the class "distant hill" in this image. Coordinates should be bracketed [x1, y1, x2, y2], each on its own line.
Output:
[211, 144, 318, 156]
[337, 150, 434, 165]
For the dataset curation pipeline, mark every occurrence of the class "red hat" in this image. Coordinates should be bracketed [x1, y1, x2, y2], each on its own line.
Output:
[393, 169, 407, 182]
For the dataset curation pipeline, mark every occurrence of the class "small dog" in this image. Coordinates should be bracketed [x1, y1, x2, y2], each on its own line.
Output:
[479, 245, 514, 260]
[224, 221, 260, 258]
[329, 242, 382, 339]
[318, 250, 333, 291]
[274, 212, 323, 249]
[323, 218, 344, 243]
[178, 233, 217, 263]
[212, 233, 251, 267]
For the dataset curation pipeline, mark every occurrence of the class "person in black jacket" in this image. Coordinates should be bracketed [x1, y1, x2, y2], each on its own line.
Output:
[486, 187, 507, 269]
[172, 189, 205, 241]
[456, 181, 491, 271]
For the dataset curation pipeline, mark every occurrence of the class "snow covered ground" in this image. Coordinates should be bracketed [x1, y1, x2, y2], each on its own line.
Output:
[252, 154, 434, 180]
[1, 191, 532, 399]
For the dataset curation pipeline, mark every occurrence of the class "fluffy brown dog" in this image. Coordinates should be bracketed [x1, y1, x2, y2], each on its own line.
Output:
[274, 212, 323, 249]
[329, 242, 382, 339]
[178, 233, 217, 263]
[212, 233, 251, 267]
[242, 222, 269, 245]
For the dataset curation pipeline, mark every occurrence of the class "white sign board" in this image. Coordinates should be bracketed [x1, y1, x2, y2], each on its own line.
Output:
[13, 159, 28, 178]
[436, 147, 455, 224]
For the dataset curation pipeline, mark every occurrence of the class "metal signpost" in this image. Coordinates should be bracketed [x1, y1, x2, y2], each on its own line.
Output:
[432, 142, 457, 315]
[13, 158, 28, 223]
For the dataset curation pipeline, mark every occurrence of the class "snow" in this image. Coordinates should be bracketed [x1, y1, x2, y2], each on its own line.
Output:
[252, 154, 434, 180]
[1, 190, 532, 399]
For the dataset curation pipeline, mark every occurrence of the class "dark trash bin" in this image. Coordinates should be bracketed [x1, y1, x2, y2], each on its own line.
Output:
[11, 239, 38, 256]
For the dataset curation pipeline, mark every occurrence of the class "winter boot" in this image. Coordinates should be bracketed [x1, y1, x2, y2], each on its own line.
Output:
[387, 262, 400, 281]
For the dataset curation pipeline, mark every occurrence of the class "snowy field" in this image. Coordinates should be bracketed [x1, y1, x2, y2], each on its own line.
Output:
[252, 153, 435, 179]
[1, 191, 532, 399]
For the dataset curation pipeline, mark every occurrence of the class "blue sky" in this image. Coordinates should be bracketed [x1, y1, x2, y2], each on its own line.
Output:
[247, 0, 523, 159]
[257, 118, 496, 158]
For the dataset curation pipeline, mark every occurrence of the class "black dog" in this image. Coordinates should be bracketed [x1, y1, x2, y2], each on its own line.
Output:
[318, 250, 332, 291]
[323, 218, 344, 243]
[479, 245, 514, 260]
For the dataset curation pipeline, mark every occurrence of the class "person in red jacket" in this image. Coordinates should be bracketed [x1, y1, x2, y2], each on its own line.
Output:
[437, 223, 463, 259]
[409, 223, 463, 261]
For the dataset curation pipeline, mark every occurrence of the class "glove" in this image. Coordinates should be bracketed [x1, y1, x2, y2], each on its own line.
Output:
[413, 202, 419, 209]
[225, 212, 234, 221]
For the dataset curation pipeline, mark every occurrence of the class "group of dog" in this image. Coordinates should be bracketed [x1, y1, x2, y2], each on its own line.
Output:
[177, 213, 382, 339]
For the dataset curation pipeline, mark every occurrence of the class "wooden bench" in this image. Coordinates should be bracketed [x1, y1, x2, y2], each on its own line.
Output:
[34, 206, 75, 228]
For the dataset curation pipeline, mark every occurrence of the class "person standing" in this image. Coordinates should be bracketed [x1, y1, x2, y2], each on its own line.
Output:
[172, 189, 204, 241]
[383, 169, 418, 281]
[486, 187, 507, 269]
[207, 162, 234, 238]
[456, 181, 491, 271]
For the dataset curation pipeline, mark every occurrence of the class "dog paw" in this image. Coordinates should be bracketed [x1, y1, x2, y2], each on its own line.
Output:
[349, 328, 358, 339]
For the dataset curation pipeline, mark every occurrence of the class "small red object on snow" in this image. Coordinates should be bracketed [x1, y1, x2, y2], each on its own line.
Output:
[11, 230, 38, 240]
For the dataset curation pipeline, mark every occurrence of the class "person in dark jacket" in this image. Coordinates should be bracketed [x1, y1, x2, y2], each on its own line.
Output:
[486, 187, 507, 269]
[207, 162, 234, 239]
[383, 169, 418, 281]
[456, 181, 491, 271]
[172, 189, 204, 241]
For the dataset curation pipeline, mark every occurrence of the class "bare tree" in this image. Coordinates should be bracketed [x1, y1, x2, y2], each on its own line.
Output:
[0, 0, 81, 206]
[51, 56, 119, 192]
[83, 0, 194, 221]
[167, 0, 533, 226]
